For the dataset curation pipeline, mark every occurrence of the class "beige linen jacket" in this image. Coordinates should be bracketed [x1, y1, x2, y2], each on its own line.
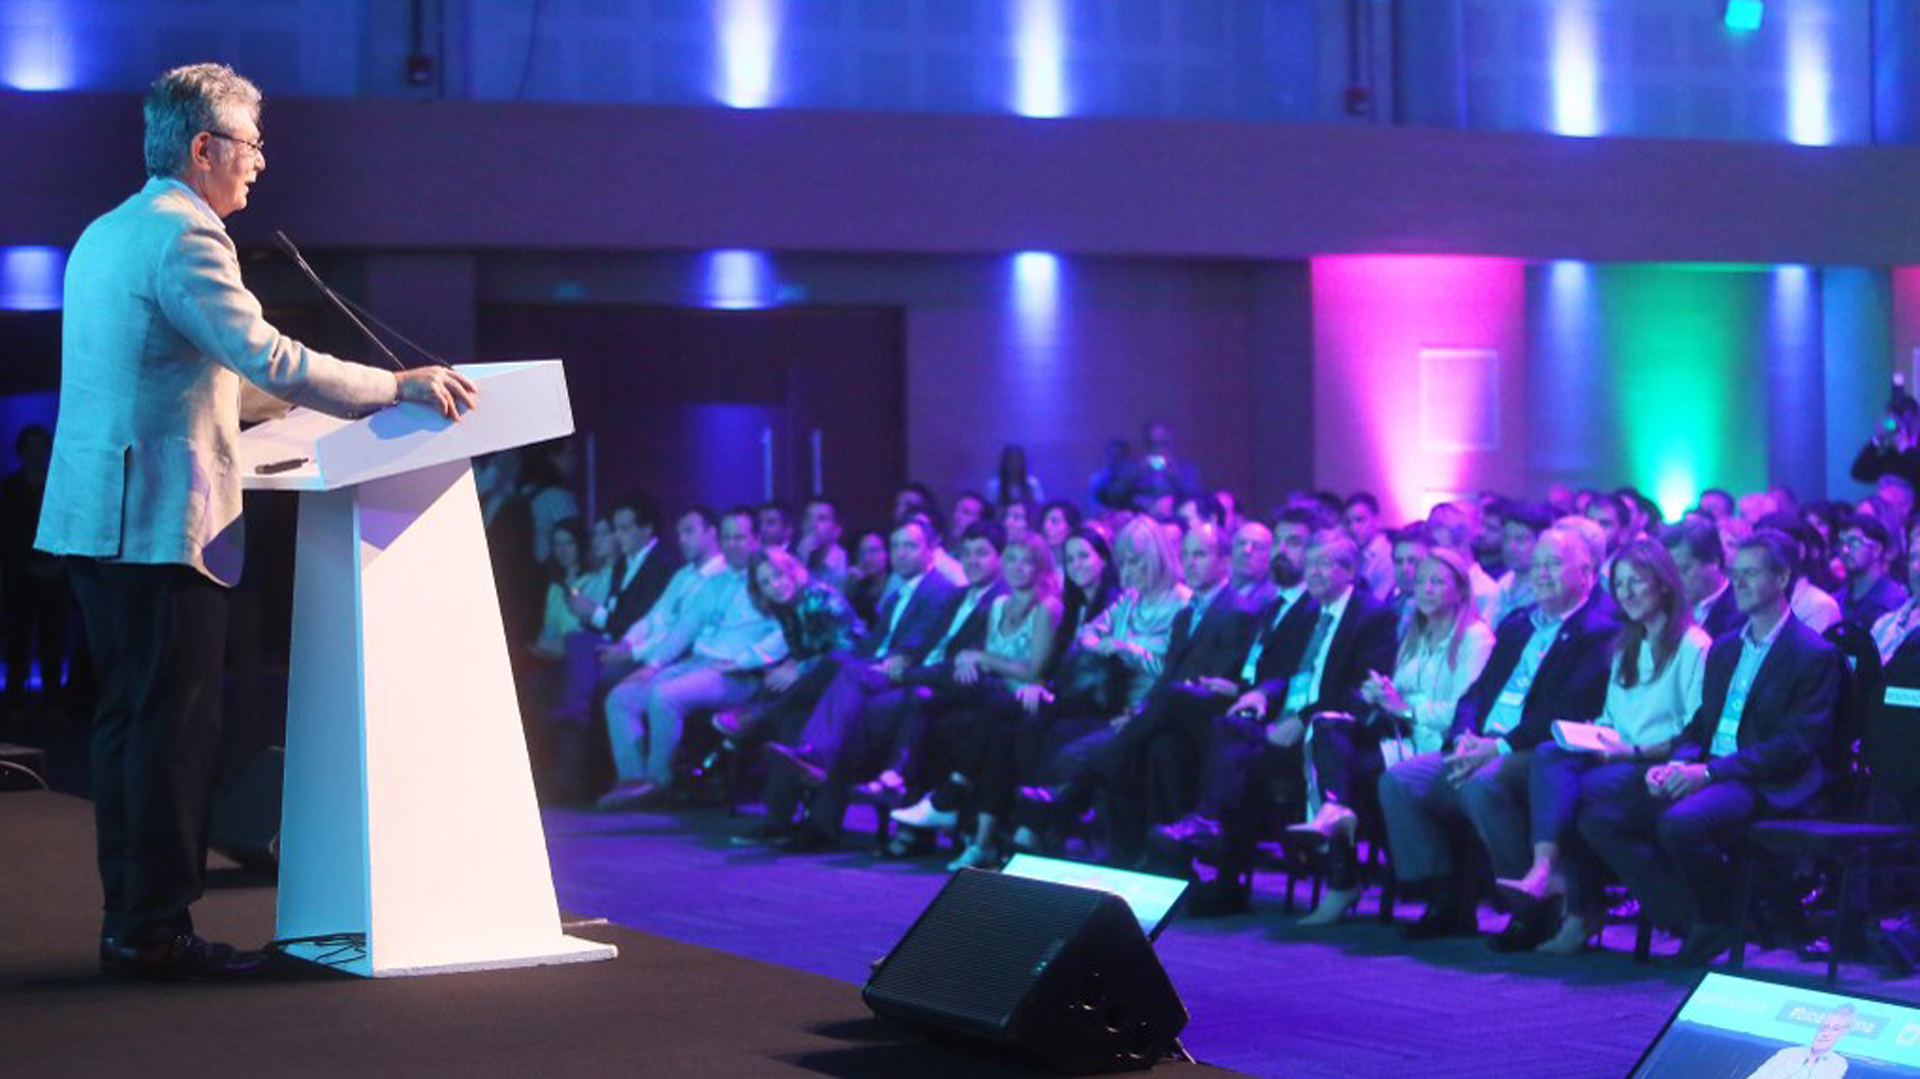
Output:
[35, 177, 400, 585]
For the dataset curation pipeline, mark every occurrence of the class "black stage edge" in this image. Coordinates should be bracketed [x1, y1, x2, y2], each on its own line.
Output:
[2, 792, 1242, 1079]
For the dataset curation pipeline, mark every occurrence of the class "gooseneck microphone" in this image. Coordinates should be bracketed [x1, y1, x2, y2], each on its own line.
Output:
[272, 231, 447, 372]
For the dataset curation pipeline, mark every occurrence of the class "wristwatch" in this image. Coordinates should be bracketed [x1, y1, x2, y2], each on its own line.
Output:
[1702, 763, 1716, 783]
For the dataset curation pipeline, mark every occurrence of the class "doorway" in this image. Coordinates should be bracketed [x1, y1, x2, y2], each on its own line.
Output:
[476, 304, 906, 533]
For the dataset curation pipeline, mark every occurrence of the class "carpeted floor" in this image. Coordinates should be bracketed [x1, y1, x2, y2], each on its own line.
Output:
[0, 792, 1237, 1079]
[542, 801, 1920, 1079]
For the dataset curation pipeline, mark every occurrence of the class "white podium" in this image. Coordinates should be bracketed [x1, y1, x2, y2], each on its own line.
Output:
[239, 360, 616, 977]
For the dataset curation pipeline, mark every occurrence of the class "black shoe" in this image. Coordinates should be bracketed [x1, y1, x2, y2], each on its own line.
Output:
[774, 826, 842, 854]
[100, 932, 268, 981]
[1489, 904, 1560, 953]
[1670, 921, 1735, 968]
[1401, 896, 1479, 940]
[1149, 814, 1223, 859]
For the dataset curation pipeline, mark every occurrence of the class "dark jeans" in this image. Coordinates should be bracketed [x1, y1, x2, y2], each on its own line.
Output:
[1577, 763, 1763, 929]
[69, 560, 228, 945]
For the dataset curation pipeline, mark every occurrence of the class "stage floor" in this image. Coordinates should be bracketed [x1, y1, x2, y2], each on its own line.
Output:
[1, 792, 1236, 1079]
[541, 802, 1920, 1079]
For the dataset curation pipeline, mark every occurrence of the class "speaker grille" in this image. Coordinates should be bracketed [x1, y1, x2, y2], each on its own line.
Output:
[867, 870, 1104, 1032]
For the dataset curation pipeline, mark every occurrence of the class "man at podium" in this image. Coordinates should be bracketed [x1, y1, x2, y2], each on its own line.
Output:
[34, 63, 477, 980]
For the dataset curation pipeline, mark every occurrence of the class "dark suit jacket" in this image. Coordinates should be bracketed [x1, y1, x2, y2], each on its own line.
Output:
[604, 542, 677, 641]
[1280, 590, 1399, 721]
[1676, 614, 1841, 812]
[1243, 589, 1321, 694]
[1149, 584, 1260, 699]
[857, 571, 963, 663]
[901, 579, 1009, 686]
[1448, 593, 1618, 752]
[1699, 584, 1747, 640]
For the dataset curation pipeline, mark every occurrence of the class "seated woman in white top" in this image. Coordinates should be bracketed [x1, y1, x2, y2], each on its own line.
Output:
[1499, 537, 1710, 952]
[1361, 548, 1497, 758]
[1292, 549, 1494, 926]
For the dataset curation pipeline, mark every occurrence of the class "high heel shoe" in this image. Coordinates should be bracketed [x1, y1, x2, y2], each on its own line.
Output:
[1284, 803, 1358, 847]
[1296, 887, 1359, 927]
[1494, 867, 1565, 912]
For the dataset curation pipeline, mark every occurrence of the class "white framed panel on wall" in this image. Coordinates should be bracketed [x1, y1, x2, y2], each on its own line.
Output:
[1419, 347, 1501, 453]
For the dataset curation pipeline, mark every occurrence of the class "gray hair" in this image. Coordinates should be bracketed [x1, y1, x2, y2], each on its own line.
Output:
[1306, 528, 1359, 572]
[144, 63, 261, 178]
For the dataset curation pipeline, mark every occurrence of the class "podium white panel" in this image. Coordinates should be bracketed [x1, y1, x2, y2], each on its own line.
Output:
[241, 360, 571, 492]
[260, 359, 613, 977]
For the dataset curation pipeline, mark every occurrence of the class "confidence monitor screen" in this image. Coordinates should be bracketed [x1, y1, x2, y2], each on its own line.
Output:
[1630, 972, 1920, 1078]
[999, 854, 1188, 941]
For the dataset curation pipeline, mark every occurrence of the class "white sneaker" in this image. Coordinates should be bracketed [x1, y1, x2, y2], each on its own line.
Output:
[891, 795, 958, 830]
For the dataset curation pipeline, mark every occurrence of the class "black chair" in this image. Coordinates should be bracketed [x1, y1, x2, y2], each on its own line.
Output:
[1728, 621, 1919, 985]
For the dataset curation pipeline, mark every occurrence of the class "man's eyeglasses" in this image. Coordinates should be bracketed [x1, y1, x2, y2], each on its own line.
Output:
[207, 130, 266, 158]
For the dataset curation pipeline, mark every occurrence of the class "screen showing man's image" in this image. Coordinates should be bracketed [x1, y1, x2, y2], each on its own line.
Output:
[1633, 975, 1920, 1079]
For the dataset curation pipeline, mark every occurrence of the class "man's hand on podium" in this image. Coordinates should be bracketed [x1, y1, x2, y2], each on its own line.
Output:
[396, 366, 480, 420]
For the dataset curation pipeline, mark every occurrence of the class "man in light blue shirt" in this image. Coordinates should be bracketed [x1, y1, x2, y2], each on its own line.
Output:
[599, 507, 787, 810]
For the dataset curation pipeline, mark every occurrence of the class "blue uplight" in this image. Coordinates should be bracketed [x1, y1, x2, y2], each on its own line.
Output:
[1549, 5, 1601, 136]
[1011, 0, 1068, 118]
[3, 5, 75, 91]
[715, 0, 780, 109]
[1009, 251, 1061, 359]
[1786, 25, 1833, 145]
[702, 249, 776, 309]
[0, 247, 64, 310]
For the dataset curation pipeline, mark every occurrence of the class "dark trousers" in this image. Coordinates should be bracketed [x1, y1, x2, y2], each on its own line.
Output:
[1577, 763, 1762, 929]
[927, 684, 1025, 821]
[800, 666, 928, 836]
[69, 560, 228, 945]
[1196, 712, 1306, 878]
[1072, 687, 1224, 859]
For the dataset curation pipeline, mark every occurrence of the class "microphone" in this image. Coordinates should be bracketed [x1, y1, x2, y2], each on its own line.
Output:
[273, 231, 433, 372]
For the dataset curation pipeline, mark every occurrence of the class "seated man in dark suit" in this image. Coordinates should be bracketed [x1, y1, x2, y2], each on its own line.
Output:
[569, 494, 675, 644]
[1120, 514, 1326, 865]
[1665, 519, 1746, 639]
[1579, 529, 1841, 967]
[1152, 529, 1397, 914]
[1033, 521, 1259, 865]
[1378, 524, 1617, 948]
[761, 518, 991, 851]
